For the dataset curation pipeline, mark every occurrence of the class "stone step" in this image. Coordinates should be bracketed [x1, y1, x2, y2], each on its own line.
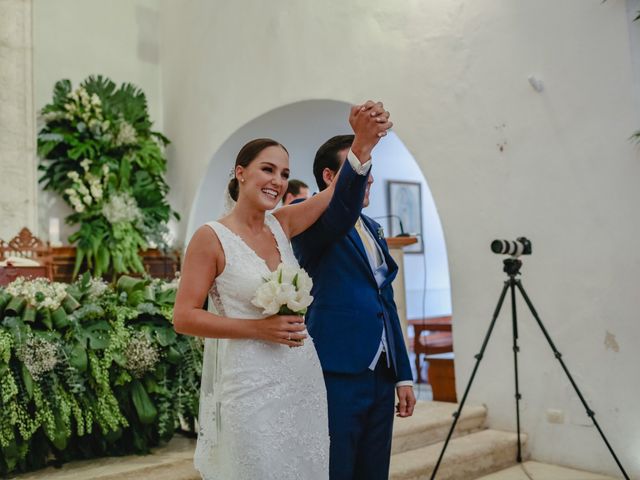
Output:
[477, 461, 619, 480]
[390, 429, 528, 480]
[392, 401, 487, 455]
[11, 435, 200, 480]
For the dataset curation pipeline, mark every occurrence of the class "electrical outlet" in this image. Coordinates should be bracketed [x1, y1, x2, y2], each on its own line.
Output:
[546, 409, 565, 424]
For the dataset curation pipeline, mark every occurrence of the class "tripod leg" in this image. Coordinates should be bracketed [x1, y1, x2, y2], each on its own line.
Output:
[509, 280, 523, 463]
[429, 281, 510, 480]
[514, 280, 630, 480]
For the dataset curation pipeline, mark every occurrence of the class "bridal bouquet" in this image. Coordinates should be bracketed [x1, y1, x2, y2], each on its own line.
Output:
[251, 264, 314, 316]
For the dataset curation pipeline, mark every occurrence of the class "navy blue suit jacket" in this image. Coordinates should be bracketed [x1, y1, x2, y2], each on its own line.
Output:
[291, 162, 413, 383]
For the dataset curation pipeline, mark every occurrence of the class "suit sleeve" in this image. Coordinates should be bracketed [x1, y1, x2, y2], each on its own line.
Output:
[292, 160, 368, 268]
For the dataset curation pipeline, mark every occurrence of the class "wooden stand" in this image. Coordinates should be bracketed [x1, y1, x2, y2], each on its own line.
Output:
[50, 247, 180, 282]
[425, 352, 457, 402]
[385, 236, 418, 350]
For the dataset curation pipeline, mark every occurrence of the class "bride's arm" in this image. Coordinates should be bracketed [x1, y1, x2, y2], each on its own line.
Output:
[274, 102, 392, 239]
[173, 225, 306, 346]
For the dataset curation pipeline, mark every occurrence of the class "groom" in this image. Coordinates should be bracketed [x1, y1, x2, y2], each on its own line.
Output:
[292, 103, 416, 480]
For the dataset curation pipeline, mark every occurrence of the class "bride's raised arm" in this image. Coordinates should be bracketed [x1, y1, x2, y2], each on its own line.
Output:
[274, 101, 392, 239]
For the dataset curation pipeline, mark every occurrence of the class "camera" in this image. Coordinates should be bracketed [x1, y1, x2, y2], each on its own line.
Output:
[491, 237, 532, 257]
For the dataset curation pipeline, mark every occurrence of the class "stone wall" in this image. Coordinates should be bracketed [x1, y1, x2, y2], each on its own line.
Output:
[0, 0, 37, 240]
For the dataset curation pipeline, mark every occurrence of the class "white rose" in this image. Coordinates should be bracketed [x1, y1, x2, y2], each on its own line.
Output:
[252, 281, 282, 316]
[294, 269, 313, 294]
[277, 264, 299, 285]
[275, 283, 297, 308]
[286, 290, 313, 313]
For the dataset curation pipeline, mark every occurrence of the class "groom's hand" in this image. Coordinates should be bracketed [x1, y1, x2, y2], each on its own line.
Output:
[349, 100, 392, 162]
[396, 386, 416, 418]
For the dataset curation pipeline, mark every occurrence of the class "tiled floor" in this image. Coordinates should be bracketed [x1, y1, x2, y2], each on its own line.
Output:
[477, 461, 618, 479]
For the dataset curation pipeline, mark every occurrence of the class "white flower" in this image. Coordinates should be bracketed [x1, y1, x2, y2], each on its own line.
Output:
[76, 182, 89, 196]
[115, 121, 138, 146]
[6, 277, 68, 311]
[252, 281, 287, 316]
[67, 171, 80, 181]
[41, 111, 64, 122]
[19, 336, 59, 380]
[251, 264, 314, 316]
[80, 158, 92, 171]
[87, 277, 109, 299]
[91, 93, 101, 106]
[83, 194, 93, 205]
[88, 175, 103, 200]
[101, 192, 142, 224]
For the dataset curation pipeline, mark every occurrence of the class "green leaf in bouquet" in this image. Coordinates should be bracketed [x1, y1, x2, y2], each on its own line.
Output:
[21, 364, 34, 399]
[51, 411, 69, 450]
[112, 350, 126, 368]
[117, 275, 148, 295]
[2, 316, 29, 345]
[143, 285, 156, 302]
[5, 296, 26, 316]
[72, 247, 86, 279]
[51, 307, 70, 329]
[166, 346, 181, 364]
[62, 294, 81, 313]
[155, 327, 176, 347]
[96, 246, 110, 277]
[22, 305, 37, 324]
[131, 379, 157, 424]
[155, 288, 176, 306]
[1, 437, 20, 472]
[68, 342, 88, 372]
[75, 320, 111, 350]
[0, 290, 11, 311]
[38, 307, 52, 329]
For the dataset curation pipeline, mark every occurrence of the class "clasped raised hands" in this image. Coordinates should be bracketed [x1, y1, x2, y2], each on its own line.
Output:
[349, 100, 393, 153]
[254, 314, 308, 347]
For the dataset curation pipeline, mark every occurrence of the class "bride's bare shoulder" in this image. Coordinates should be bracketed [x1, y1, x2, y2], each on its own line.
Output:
[186, 224, 225, 261]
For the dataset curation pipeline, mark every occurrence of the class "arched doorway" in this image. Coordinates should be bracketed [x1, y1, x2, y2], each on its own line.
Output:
[186, 99, 452, 388]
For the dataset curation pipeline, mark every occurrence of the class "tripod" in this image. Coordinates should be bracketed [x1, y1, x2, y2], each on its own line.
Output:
[429, 258, 630, 480]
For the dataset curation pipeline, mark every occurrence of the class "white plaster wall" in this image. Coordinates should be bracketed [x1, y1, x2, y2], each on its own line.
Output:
[160, 0, 640, 476]
[32, 0, 162, 242]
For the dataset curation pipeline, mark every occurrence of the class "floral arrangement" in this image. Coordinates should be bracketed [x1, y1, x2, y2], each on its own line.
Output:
[37, 75, 179, 278]
[0, 274, 201, 475]
[251, 264, 314, 316]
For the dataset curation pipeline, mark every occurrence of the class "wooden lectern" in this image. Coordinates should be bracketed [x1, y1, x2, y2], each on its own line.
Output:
[385, 236, 418, 350]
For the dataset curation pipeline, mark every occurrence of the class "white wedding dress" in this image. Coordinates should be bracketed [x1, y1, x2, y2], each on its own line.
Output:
[194, 213, 329, 479]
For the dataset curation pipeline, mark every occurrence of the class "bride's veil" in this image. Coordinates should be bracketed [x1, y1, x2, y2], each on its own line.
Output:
[193, 186, 235, 472]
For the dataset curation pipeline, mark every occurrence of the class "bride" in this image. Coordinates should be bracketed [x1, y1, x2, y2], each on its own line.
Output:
[173, 101, 391, 479]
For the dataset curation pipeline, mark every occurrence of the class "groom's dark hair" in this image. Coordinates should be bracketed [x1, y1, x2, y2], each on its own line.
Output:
[313, 134, 354, 191]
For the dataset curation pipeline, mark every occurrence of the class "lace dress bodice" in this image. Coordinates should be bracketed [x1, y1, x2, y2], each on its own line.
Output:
[193, 213, 329, 480]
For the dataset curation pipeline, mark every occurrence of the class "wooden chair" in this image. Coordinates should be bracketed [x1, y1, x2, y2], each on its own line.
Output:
[0, 228, 53, 281]
[410, 316, 454, 383]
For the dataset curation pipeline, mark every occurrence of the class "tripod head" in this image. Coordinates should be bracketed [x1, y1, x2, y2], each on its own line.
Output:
[503, 257, 523, 277]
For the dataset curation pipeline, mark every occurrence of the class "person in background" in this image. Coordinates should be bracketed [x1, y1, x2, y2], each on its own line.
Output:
[282, 179, 310, 205]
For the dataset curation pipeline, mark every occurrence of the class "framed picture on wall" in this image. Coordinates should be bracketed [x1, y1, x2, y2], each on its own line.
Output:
[387, 180, 423, 253]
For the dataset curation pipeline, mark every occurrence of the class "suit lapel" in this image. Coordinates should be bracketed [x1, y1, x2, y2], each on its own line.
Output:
[360, 215, 398, 288]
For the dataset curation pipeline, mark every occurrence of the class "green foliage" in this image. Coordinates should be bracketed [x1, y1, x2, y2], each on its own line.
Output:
[0, 275, 201, 475]
[37, 75, 179, 278]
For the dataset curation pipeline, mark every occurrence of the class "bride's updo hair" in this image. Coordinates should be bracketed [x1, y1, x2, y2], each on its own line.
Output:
[228, 138, 288, 202]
